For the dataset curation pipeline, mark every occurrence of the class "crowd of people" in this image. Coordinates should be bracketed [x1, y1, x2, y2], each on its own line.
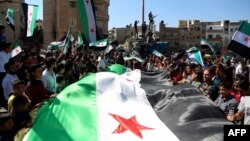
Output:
[0, 23, 250, 140]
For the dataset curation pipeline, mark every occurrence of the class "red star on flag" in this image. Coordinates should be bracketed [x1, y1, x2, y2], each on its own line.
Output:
[15, 48, 20, 53]
[244, 36, 250, 43]
[109, 113, 154, 139]
[29, 13, 33, 16]
[90, 28, 95, 33]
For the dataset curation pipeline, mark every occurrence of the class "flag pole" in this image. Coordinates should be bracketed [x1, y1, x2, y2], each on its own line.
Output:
[142, 0, 144, 23]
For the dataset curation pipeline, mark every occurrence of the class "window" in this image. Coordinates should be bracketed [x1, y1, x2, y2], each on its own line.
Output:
[209, 27, 213, 30]
[230, 28, 233, 32]
[208, 35, 213, 39]
[69, 1, 76, 8]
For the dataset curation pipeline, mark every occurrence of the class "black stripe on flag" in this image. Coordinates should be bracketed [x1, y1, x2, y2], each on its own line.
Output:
[228, 40, 250, 59]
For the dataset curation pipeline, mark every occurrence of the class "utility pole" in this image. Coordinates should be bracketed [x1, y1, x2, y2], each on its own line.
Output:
[142, 0, 144, 23]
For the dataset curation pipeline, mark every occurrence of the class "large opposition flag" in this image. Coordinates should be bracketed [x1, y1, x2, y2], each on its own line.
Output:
[22, 3, 39, 37]
[200, 38, 214, 52]
[77, 0, 97, 43]
[11, 40, 22, 57]
[23, 71, 179, 141]
[5, 8, 14, 30]
[228, 21, 250, 59]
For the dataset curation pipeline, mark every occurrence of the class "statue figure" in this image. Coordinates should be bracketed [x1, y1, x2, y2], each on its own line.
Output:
[148, 12, 156, 31]
[134, 20, 139, 38]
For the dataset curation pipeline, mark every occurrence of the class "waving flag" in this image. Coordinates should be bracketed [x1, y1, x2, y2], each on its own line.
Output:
[152, 49, 164, 57]
[23, 71, 179, 141]
[11, 40, 22, 57]
[187, 46, 204, 66]
[200, 38, 214, 52]
[89, 38, 108, 47]
[5, 8, 14, 30]
[22, 3, 39, 37]
[77, 0, 96, 43]
[47, 41, 64, 50]
[228, 21, 250, 59]
[76, 32, 83, 48]
[104, 44, 113, 54]
[63, 27, 74, 54]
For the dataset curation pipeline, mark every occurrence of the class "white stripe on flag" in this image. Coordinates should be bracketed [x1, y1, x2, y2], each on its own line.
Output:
[96, 71, 179, 141]
[85, 1, 96, 42]
[27, 5, 34, 37]
[232, 31, 250, 48]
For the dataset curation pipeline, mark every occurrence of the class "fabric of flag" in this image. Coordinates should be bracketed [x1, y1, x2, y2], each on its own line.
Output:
[77, 0, 97, 43]
[140, 70, 234, 141]
[152, 50, 163, 57]
[106, 64, 131, 75]
[11, 40, 22, 57]
[200, 38, 214, 52]
[22, 3, 38, 37]
[187, 47, 204, 66]
[47, 41, 64, 50]
[228, 21, 250, 59]
[5, 8, 14, 30]
[104, 45, 113, 54]
[89, 38, 108, 47]
[23, 71, 179, 141]
[76, 32, 83, 48]
[63, 27, 74, 54]
[124, 56, 144, 63]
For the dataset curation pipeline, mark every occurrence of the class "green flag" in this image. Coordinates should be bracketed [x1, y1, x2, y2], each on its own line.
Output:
[187, 46, 204, 66]
[5, 8, 14, 30]
[77, 0, 97, 43]
[11, 40, 22, 57]
[23, 71, 179, 141]
[76, 32, 83, 48]
[89, 38, 108, 47]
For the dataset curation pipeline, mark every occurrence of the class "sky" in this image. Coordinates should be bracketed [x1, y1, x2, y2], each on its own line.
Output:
[25, 0, 250, 30]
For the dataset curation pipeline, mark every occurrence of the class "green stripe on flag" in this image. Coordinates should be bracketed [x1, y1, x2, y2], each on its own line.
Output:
[238, 21, 250, 36]
[23, 74, 98, 141]
[107, 64, 131, 75]
[77, 0, 89, 42]
[29, 5, 38, 37]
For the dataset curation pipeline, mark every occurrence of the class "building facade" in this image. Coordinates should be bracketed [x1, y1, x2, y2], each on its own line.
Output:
[43, 0, 109, 46]
[158, 19, 245, 54]
[159, 21, 180, 51]
[0, 0, 25, 43]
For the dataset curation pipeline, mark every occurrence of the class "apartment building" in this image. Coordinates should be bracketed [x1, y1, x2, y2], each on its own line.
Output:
[43, 0, 109, 46]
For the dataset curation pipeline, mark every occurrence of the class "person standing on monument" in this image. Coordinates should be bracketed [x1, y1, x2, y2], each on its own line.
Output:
[134, 20, 139, 38]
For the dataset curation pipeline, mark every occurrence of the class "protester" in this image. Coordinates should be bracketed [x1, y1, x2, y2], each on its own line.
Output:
[215, 81, 238, 115]
[0, 111, 14, 141]
[2, 62, 18, 104]
[26, 64, 48, 107]
[42, 57, 57, 94]
[200, 67, 219, 101]
[227, 80, 250, 124]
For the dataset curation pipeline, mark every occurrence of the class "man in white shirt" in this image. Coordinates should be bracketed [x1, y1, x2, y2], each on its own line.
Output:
[2, 62, 18, 102]
[235, 61, 243, 76]
[97, 52, 107, 72]
[42, 57, 57, 94]
[0, 43, 12, 73]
